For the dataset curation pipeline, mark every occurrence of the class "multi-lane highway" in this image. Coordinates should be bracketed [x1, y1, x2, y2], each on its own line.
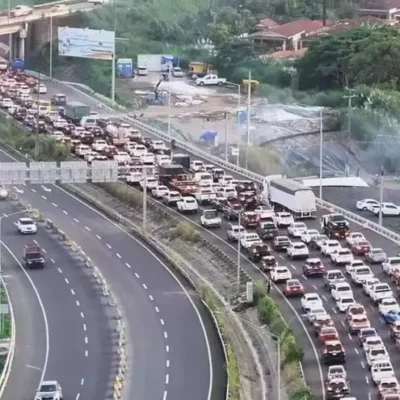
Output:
[0, 200, 113, 400]
[0, 153, 226, 399]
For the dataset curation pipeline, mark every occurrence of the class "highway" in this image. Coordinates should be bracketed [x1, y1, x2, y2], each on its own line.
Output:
[0, 159, 225, 398]
[0, 200, 112, 400]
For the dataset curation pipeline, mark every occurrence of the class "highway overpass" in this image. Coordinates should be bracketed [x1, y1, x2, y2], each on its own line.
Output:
[0, 0, 98, 60]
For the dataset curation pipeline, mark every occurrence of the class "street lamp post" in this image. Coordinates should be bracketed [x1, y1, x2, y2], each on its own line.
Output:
[167, 63, 172, 137]
[379, 167, 384, 226]
[227, 82, 241, 166]
[49, 16, 53, 79]
[343, 88, 357, 175]
[237, 212, 241, 295]
[245, 70, 251, 170]
[8, 0, 11, 63]
[319, 107, 323, 200]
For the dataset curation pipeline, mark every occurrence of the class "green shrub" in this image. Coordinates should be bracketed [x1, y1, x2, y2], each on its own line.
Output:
[175, 221, 200, 243]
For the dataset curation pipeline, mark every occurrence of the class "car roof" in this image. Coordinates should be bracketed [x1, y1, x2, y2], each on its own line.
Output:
[19, 217, 33, 222]
[41, 380, 58, 385]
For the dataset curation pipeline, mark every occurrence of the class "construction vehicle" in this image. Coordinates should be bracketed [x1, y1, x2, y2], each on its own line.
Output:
[188, 62, 213, 78]
[241, 79, 260, 93]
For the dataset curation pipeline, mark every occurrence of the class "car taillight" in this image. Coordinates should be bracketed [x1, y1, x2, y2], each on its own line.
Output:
[323, 349, 328, 354]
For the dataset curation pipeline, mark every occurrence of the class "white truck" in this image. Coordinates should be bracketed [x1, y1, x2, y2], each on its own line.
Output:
[126, 171, 142, 185]
[106, 123, 132, 147]
[196, 74, 226, 86]
[177, 197, 198, 213]
[263, 179, 316, 219]
[200, 209, 221, 228]
[193, 188, 216, 205]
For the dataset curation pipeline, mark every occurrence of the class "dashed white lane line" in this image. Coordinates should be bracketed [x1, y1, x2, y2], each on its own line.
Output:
[331, 307, 337, 314]
[80, 312, 84, 319]
[81, 378, 84, 386]
[125, 262, 131, 268]
[354, 348, 359, 355]
[149, 295, 154, 301]
[347, 333, 353, 340]
[57, 267, 62, 273]
[155, 306, 160, 313]
[96, 234, 102, 240]
[160, 319, 165, 325]
[106, 243, 112, 249]
[76, 300, 80, 307]
[166, 359, 170, 368]
[52, 202, 58, 208]
[41, 195, 47, 200]
[85, 336, 88, 344]
[116, 253, 121, 259]
[301, 274, 308, 280]
[279, 255, 284, 259]
[312, 284, 317, 289]
[51, 258, 55, 264]
[165, 374, 169, 384]
[341, 321, 345, 327]
[361, 361, 365, 369]
[165, 345, 169, 352]
[134, 273, 140, 279]
[33, 239, 39, 245]
[142, 283, 148, 290]
[85, 350, 88, 357]
[365, 376, 369, 384]
[76, 394, 80, 400]
[163, 391, 167, 400]
[63, 210, 69, 215]
[83, 324, 87, 332]
[31, 188, 36, 193]
[42, 249, 47, 254]
[164, 331, 168, 339]
[71, 289, 75, 296]
[65, 278, 69, 284]
[84, 226, 91, 231]
[322, 295, 328, 301]
[290, 264, 297, 270]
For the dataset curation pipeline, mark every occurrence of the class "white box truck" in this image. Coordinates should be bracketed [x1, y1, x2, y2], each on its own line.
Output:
[264, 179, 316, 219]
[137, 54, 174, 72]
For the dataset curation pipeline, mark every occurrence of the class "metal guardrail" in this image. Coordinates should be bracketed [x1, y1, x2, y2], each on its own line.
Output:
[0, 276, 16, 398]
[33, 0, 83, 9]
[24, 70, 400, 246]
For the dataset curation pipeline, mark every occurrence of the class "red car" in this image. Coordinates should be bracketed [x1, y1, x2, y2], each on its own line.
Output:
[351, 240, 372, 256]
[242, 211, 258, 228]
[103, 145, 118, 158]
[283, 279, 304, 297]
[303, 258, 325, 277]
[319, 326, 339, 344]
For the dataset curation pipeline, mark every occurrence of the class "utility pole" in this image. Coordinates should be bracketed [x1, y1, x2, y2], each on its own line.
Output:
[34, 72, 40, 160]
[237, 212, 241, 295]
[167, 62, 172, 137]
[111, 0, 117, 106]
[49, 16, 53, 78]
[343, 88, 357, 175]
[236, 84, 241, 167]
[379, 167, 384, 226]
[245, 71, 251, 170]
[319, 107, 323, 200]
[224, 112, 229, 162]
[142, 166, 147, 233]
[8, 0, 11, 63]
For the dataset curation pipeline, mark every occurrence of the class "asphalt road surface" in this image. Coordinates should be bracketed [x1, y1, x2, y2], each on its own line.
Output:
[0, 200, 112, 400]
[0, 150, 225, 399]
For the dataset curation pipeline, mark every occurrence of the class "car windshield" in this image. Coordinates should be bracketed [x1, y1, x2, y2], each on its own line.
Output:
[309, 260, 321, 267]
[342, 298, 354, 304]
[19, 219, 33, 225]
[317, 235, 328, 241]
[328, 243, 339, 247]
[337, 286, 350, 292]
[307, 296, 319, 302]
[330, 367, 344, 374]
[357, 268, 371, 275]
[288, 281, 301, 287]
[329, 273, 344, 279]
[376, 285, 390, 292]
[371, 349, 386, 356]
[326, 343, 341, 351]
[339, 250, 350, 255]
[331, 215, 345, 221]
[351, 307, 364, 314]
[40, 384, 57, 392]
[362, 329, 377, 337]
[26, 252, 42, 258]
[372, 249, 384, 254]
[358, 241, 370, 246]
[381, 382, 398, 389]
[329, 381, 345, 389]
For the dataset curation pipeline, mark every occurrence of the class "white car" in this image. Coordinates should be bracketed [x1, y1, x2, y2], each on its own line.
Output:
[321, 240, 341, 256]
[75, 144, 91, 157]
[301, 229, 319, 244]
[140, 176, 158, 191]
[190, 160, 204, 172]
[150, 140, 166, 152]
[53, 118, 68, 129]
[125, 171, 142, 185]
[351, 266, 374, 286]
[240, 232, 262, 249]
[129, 145, 147, 158]
[301, 293, 323, 312]
[273, 212, 294, 227]
[151, 185, 169, 199]
[346, 232, 365, 246]
[379, 297, 400, 315]
[176, 197, 198, 213]
[287, 242, 309, 260]
[18, 85, 30, 95]
[270, 266, 292, 282]
[327, 365, 346, 380]
[17, 218, 37, 234]
[141, 153, 155, 165]
[345, 259, 365, 275]
[0, 98, 13, 108]
[92, 139, 108, 152]
[370, 202, 400, 216]
[336, 296, 356, 312]
[356, 198, 379, 211]
[306, 306, 327, 323]
[34, 84, 47, 94]
[35, 380, 63, 400]
[253, 206, 275, 220]
[11, 5, 33, 17]
[363, 334, 383, 352]
[370, 360, 395, 385]
[114, 151, 131, 164]
[382, 257, 400, 275]
[363, 278, 380, 296]
[331, 282, 353, 301]
[201, 209, 222, 229]
[52, 131, 64, 141]
[370, 283, 393, 303]
[366, 347, 390, 368]
[331, 248, 353, 265]
[287, 222, 307, 237]
[84, 151, 99, 163]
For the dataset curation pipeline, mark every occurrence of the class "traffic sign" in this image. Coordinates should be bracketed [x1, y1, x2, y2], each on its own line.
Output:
[29, 162, 58, 184]
[0, 162, 27, 185]
[91, 161, 119, 183]
[60, 161, 88, 183]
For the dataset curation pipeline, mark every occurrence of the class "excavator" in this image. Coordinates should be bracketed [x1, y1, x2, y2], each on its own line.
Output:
[149, 73, 170, 105]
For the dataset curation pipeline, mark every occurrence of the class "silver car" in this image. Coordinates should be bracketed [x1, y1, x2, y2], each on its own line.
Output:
[365, 248, 387, 264]
[35, 380, 63, 400]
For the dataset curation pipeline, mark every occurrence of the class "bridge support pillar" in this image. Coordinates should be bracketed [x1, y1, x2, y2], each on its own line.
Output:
[18, 23, 28, 60]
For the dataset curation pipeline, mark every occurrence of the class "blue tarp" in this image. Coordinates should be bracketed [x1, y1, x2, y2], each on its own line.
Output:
[200, 131, 218, 146]
[11, 58, 25, 72]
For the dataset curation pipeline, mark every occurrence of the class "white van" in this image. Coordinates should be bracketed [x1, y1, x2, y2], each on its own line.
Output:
[137, 67, 148, 76]
[370, 360, 394, 384]
[194, 172, 213, 186]
[81, 116, 97, 128]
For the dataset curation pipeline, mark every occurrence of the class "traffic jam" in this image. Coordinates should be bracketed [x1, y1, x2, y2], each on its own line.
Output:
[2, 70, 400, 400]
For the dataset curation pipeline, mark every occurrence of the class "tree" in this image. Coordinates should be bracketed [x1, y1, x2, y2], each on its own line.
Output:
[297, 26, 400, 90]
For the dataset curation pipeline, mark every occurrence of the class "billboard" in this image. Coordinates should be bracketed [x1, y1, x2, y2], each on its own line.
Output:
[58, 27, 115, 60]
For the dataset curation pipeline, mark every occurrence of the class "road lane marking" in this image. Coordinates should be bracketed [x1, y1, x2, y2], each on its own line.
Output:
[52, 203, 58, 207]
[160, 319, 165, 325]
[125, 262, 131, 268]
[165, 374, 169, 384]
[165, 345, 169, 352]
[33, 240, 39, 245]
[149, 295, 154, 301]
[163, 391, 167, 400]
[347, 333, 353, 340]
[322, 295, 327, 301]
[76, 394, 80, 400]
[80, 312, 84, 319]
[361, 361, 365, 369]
[365, 376, 369, 384]
[65, 278, 69, 284]
[63, 210, 69, 215]
[83, 324, 87, 331]
[279, 255, 284, 259]
[134, 273, 140, 279]
[84, 226, 91, 231]
[116, 253, 121, 259]
[354, 348, 359, 354]
[57, 267, 62, 273]
[31, 188, 36, 193]
[85, 350, 88, 357]
[81, 378, 84, 385]
[312, 285, 317, 289]
[85, 336, 88, 344]
[290, 264, 296, 270]
[164, 331, 168, 339]
[41, 185, 51, 192]
[301, 274, 308, 280]
[143, 283, 148, 290]
[96, 234, 102, 240]
[341, 321, 345, 327]
[42, 248, 47, 254]
[155, 307, 160, 313]
[41, 195, 47, 200]
[51, 258, 55, 264]
[71, 289, 75, 295]
[166, 360, 170, 368]
[106, 243, 112, 249]
[76, 300, 80, 307]
[331, 307, 337, 314]
[13, 186, 23, 194]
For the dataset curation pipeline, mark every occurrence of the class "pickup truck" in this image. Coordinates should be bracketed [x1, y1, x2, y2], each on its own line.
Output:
[196, 74, 226, 86]
[177, 196, 198, 213]
[193, 188, 216, 205]
[126, 171, 142, 185]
